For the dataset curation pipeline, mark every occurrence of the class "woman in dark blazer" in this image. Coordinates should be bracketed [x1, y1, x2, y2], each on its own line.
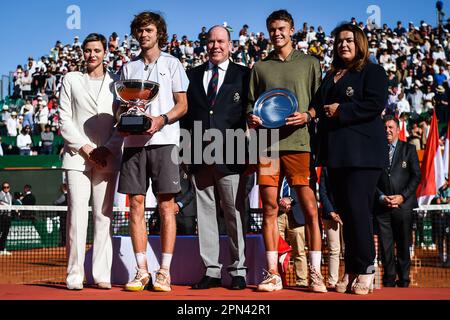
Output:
[309, 23, 388, 295]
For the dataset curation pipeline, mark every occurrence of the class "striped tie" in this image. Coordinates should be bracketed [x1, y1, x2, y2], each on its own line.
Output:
[389, 144, 395, 166]
[207, 65, 219, 107]
[282, 177, 290, 197]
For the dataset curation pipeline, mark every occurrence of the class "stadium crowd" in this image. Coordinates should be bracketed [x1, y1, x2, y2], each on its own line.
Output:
[2, 17, 450, 156]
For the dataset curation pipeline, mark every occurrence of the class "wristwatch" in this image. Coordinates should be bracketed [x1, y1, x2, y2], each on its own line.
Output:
[304, 111, 312, 123]
[160, 114, 169, 125]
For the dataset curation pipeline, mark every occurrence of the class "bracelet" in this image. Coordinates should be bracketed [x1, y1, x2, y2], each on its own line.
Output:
[160, 114, 169, 125]
[305, 111, 312, 123]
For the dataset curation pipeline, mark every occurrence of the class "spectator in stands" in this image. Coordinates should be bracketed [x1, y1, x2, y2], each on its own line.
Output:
[40, 124, 54, 155]
[277, 178, 308, 287]
[108, 32, 119, 52]
[407, 82, 425, 116]
[311, 23, 388, 295]
[247, 9, 326, 293]
[375, 115, 421, 287]
[0, 181, 13, 256]
[22, 184, 36, 206]
[44, 71, 57, 96]
[16, 125, 32, 155]
[6, 111, 18, 137]
[394, 21, 407, 37]
[435, 85, 449, 123]
[198, 26, 208, 48]
[396, 90, 411, 116]
[35, 98, 49, 133]
[319, 167, 343, 290]
[72, 36, 81, 48]
[59, 33, 123, 291]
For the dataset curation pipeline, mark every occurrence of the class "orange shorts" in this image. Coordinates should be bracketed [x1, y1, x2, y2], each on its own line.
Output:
[257, 152, 311, 187]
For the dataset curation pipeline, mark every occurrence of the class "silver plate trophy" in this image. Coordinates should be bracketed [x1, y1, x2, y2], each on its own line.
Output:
[253, 88, 298, 128]
[115, 79, 160, 133]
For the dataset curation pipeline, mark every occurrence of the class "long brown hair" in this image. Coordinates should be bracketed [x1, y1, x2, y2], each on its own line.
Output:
[331, 23, 369, 72]
[130, 11, 168, 49]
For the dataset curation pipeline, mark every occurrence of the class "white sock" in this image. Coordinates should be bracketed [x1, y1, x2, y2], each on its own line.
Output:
[161, 253, 173, 270]
[135, 252, 148, 271]
[309, 251, 322, 270]
[266, 251, 278, 272]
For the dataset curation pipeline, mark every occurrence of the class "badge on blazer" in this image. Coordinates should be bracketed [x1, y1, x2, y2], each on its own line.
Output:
[402, 161, 407, 168]
[233, 92, 241, 103]
[346, 86, 354, 97]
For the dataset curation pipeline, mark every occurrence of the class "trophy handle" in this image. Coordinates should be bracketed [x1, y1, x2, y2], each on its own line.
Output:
[114, 84, 130, 105]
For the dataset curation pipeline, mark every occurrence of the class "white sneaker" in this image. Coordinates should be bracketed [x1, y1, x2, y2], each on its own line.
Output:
[256, 270, 283, 292]
[153, 269, 172, 292]
[308, 265, 327, 293]
[0, 249, 12, 256]
[125, 268, 150, 292]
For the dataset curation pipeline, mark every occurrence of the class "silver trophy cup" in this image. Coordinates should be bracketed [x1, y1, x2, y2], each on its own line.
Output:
[115, 79, 160, 133]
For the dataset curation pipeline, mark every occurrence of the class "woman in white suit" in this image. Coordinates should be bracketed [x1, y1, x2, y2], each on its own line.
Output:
[59, 33, 123, 290]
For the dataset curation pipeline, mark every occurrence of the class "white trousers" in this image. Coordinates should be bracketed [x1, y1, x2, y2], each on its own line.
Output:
[66, 169, 117, 285]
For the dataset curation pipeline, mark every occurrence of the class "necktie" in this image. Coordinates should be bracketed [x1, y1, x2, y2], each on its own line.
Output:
[282, 178, 290, 197]
[389, 144, 395, 166]
[207, 65, 219, 107]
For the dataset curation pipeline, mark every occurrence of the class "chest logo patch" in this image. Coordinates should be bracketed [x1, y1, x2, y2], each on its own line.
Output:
[346, 86, 354, 97]
[233, 92, 241, 103]
[402, 161, 407, 168]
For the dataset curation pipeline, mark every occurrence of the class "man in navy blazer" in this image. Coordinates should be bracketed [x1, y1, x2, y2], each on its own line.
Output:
[183, 25, 250, 290]
[374, 115, 421, 288]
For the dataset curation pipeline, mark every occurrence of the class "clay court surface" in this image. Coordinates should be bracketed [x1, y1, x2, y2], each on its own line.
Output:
[0, 283, 448, 300]
[1, 246, 449, 287]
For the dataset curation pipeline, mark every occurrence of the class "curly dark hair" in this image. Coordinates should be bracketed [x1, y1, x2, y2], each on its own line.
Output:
[130, 11, 168, 49]
[266, 9, 294, 30]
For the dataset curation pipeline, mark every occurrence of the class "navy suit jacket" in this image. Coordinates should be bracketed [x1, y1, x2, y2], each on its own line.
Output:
[183, 61, 250, 174]
[313, 63, 389, 168]
[375, 140, 421, 213]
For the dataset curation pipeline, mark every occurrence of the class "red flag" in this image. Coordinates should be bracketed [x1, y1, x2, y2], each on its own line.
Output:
[416, 111, 446, 205]
[399, 119, 407, 142]
[278, 235, 292, 286]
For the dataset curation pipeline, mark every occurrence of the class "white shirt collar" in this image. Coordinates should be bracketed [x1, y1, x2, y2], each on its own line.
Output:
[208, 59, 230, 71]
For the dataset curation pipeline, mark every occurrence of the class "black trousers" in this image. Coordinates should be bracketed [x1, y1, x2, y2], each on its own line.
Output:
[328, 167, 381, 274]
[176, 215, 197, 235]
[375, 209, 412, 284]
[0, 215, 12, 251]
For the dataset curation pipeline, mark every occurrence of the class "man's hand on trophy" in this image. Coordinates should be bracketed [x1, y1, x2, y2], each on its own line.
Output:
[247, 113, 262, 129]
[79, 144, 96, 164]
[90, 146, 111, 167]
[145, 115, 165, 137]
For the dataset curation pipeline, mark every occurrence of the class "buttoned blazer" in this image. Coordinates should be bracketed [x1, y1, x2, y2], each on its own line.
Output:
[314, 63, 389, 168]
[59, 70, 123, 172]
[375, 141, 421, 212]
[184, 61, 250, 174]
